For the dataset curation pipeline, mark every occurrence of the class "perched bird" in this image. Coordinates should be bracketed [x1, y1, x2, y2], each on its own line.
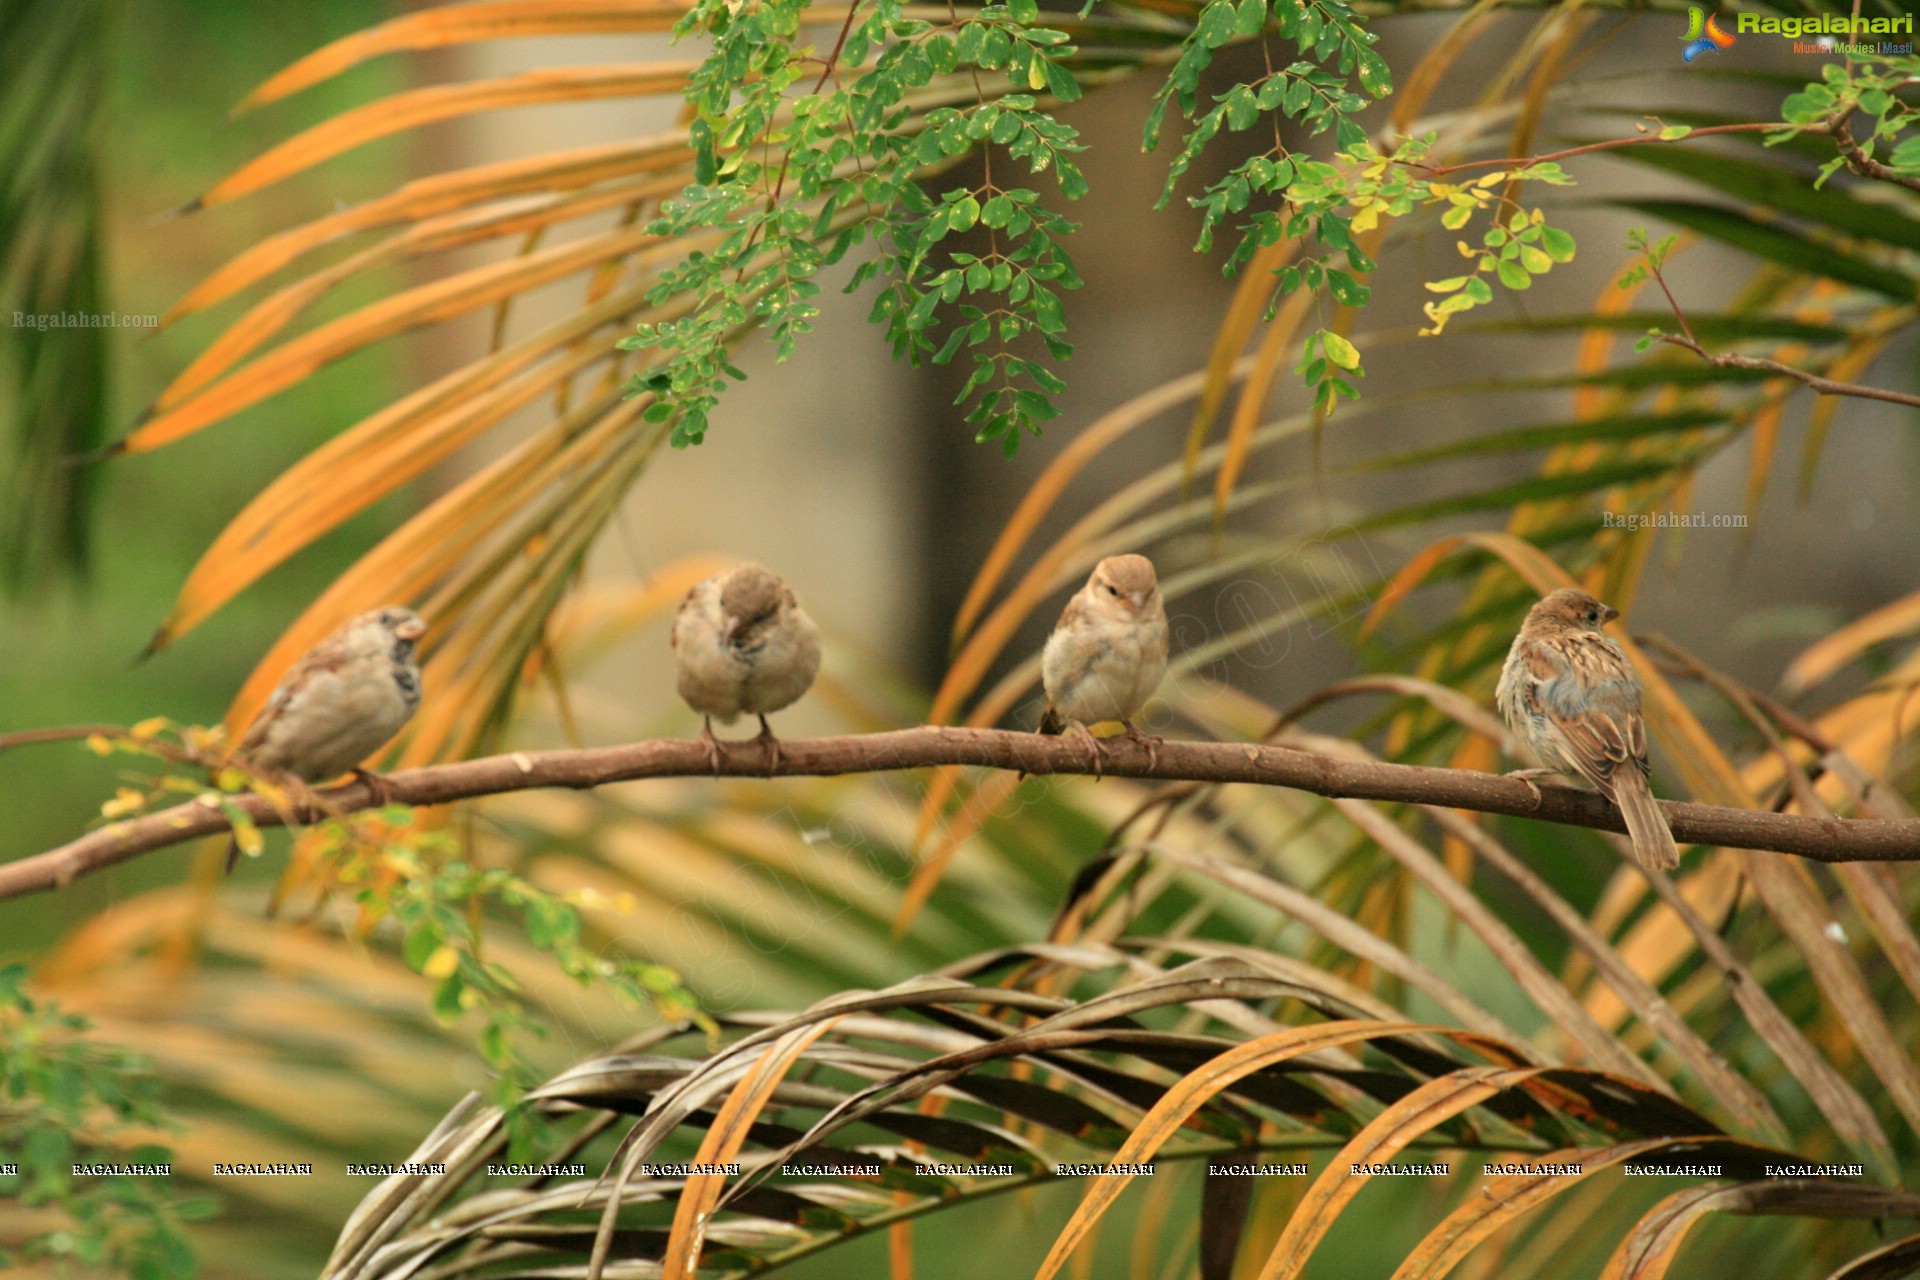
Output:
[671, 563, 821, 772]
[1496, 588, 1680, 872]
[227, 606, 427, 871]
[1039, 553, 1170, 772]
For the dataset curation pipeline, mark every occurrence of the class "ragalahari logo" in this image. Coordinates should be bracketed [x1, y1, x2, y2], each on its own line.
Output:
[1681, 6, 1736, 60]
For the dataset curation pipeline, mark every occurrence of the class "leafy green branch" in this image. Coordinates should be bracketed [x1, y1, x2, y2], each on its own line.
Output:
[45, 722, 708, 1133]
[1145, 0, 1583, 410]
[1147, 0, 1389, 409]
[1176, 125, 1580, 404]
[365, 816, 709, 1128]
[625, 0, 1427, 447]
[1771, 54, 1920, 191]
[626, 0, 1092, 454]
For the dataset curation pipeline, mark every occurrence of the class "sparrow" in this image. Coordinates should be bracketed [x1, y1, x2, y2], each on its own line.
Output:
[1495, 588, 1679, 872]
[226, 606, 427, 871]
[671, 563, 821, 773]
[1038, 553, 1170, 772]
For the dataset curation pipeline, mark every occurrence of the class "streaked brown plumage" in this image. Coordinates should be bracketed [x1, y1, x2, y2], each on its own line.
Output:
[1496, 588, 1679, 872]
[227, 606, 427, 872]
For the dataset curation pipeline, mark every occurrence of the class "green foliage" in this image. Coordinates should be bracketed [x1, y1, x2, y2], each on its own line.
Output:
[1134, 0, 1396, 417]
[1431, 197, 1576, 302]
[0, 963, 212, 1278]
[624, 0, 1445, 447]
[1771, 51, 1920, 187]
[1619, 228, 1681, 351]
[1148, 0, 1384, 263]
[366, 813, 709, 1120]
[69, 722, 706, 1131]
[1295, 325, 1364, 408]
[623, 0, 1092, 455]
[1148, 0, 1386, 346]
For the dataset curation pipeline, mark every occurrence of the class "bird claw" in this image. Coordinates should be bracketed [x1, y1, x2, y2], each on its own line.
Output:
[1504, 767, 1557, 811]
[1071, 723, 1106, 780]
[224, 773, 332, 876]
[699, 718, 726, 778]
[1124, 722, 1162, 772]
[755, 715, 783, 777]
[352, 767, 396, 809]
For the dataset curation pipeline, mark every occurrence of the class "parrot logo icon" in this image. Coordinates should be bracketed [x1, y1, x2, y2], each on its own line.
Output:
[1682, 6, 1735, 60]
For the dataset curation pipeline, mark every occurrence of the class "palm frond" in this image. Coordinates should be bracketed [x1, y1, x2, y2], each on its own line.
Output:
[319, 951, 1919, 1280]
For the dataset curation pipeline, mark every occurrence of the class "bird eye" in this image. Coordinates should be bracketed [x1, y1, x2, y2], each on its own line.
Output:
[1106, 584, 1120, 596]
[1586, 610, 1598, 623]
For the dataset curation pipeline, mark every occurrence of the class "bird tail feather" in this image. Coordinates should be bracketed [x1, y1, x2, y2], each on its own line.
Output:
[1614, 772, 1679, 872]
[1038, 706, 1064, 736]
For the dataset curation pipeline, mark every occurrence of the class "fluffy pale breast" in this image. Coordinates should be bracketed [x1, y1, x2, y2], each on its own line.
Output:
[1043, 610, 1165, 726]
[672, 579, 750, 721]
[1505, 634, 1648, 795]
[1497, 637, 1568, 768]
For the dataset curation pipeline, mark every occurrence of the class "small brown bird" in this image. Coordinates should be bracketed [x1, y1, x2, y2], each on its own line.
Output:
[228, 606, 427, 871]
[1496, 588, 1679, 872]
[1039, 554, 1170, 771]
[671, 563, 821, 772]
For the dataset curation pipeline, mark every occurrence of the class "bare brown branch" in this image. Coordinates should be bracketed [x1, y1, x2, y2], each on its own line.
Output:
[1642, 252, 1920, 410]
[2, 728, 1917, 901]
[1655, 333, 1920, 409]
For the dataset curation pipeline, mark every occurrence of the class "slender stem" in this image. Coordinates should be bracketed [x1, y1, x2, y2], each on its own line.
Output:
[1643, 256, 1920, 409]
[734, 0, 865, 275]
[1647, 255, 1700, 351]
[1413, 121, 1793, 178]
[1653, 334, 1920, 409]
[0, 724, 142, 752]
[0, 724, 211, 770]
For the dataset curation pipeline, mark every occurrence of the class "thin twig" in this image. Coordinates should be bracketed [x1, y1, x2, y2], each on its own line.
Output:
[1643, 255, 1920, 409]
[1411, 122, 1792, 178]
[2, 728, 1917, 902]
[1654, 334, 1920, 408]
[0, 723, 213, 770]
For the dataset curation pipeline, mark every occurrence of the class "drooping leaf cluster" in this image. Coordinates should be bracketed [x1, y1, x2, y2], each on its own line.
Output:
[625, 0, 1407, 449]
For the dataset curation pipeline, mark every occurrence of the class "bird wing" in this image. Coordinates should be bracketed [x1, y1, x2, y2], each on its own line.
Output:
[669, 585, 698, 651]
[238, 635, 357, 757]
[1535, 635, 1650, 797]
[1053, 590, 1091, 635]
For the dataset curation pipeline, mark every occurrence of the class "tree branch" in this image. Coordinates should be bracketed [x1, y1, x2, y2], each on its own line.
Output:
[1830, 108, 1920, 193]
[1642, 253, 1920, 410]
[1655, 334, 1920, 410]
[3, 729, 1916, 901]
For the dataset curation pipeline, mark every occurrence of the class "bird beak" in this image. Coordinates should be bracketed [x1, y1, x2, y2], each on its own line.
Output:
[1601, 606, 1620, 624]
[722, 616, 739, 644]
[1129, 591, 1146, 610]
[396, 617, 427, 641]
